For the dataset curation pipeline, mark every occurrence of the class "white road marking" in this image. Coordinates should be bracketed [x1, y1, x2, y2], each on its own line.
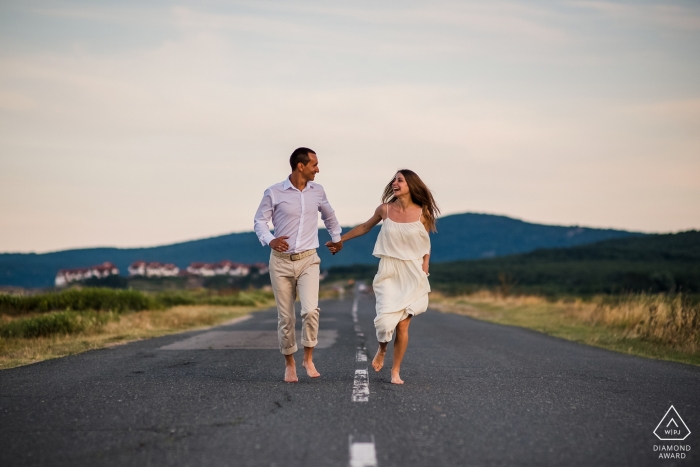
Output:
[349, 294, 378, 464]
[352, 369, 369, 402]
[349, 435, 377, 467]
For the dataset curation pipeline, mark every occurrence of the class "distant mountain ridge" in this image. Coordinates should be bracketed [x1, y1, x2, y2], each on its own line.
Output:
[0, 212, 642, 288]
[427, 230, 700, 295]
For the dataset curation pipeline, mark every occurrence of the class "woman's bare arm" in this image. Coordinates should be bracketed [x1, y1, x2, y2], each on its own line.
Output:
[341, 205, 384, 242]
[325, 205, 385, 254]
[422, 253, 430, 275]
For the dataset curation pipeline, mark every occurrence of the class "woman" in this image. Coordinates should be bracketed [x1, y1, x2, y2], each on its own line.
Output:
[327, 169, 439, 384]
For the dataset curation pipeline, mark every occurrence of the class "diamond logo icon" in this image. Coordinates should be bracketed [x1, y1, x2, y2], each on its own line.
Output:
[653, 406, 691, 441]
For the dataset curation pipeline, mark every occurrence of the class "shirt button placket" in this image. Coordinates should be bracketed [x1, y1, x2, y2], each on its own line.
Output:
[297, 190, 305, 253]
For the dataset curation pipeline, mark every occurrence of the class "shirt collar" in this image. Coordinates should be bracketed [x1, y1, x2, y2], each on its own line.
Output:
[283, 177, 315, 192]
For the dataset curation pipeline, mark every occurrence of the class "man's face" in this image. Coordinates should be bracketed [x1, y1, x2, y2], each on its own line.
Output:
[298, 153, 320, 180]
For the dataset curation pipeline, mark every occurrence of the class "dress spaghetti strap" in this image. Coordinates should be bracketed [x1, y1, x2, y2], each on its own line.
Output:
[385, 203, 390, 221]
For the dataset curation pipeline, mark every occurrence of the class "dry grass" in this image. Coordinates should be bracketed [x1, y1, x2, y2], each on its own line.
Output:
[430, 291, 700, 366]
[0, 304, 270, 370]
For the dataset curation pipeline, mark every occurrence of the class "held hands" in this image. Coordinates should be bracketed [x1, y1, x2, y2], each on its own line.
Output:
[325, 240, 343, 255]
[269, 236, 290, 252]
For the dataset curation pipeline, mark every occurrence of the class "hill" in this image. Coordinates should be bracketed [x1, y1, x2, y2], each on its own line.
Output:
[409, 231, 699, 295]
[0, 213, 640, 288]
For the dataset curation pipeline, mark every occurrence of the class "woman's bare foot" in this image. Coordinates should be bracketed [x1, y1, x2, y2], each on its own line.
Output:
[390, 371, 404, 384]
[284, 365, 298, 383]
[372, 348, 386, 372]
[302, 360, 320, 378]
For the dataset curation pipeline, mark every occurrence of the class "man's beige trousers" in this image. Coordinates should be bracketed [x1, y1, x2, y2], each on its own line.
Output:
[269, 252, 321, 355]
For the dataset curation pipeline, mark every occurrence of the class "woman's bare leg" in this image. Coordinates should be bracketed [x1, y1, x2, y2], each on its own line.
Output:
[391, 316, 412, 384]
[372, 342, 388, 371]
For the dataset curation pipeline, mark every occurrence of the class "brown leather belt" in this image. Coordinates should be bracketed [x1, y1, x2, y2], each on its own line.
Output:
[271, 249, 316, 261]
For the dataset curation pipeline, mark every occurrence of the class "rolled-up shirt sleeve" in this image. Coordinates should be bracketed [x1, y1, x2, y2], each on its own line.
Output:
[254, 189, 276, 246]
[319, 190, 342, 243]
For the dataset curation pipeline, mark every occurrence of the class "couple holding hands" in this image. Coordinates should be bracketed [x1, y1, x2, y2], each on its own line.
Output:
[253, 147, 439, 384]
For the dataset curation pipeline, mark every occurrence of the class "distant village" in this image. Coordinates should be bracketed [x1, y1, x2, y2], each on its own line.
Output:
[55, 260, 269, 287]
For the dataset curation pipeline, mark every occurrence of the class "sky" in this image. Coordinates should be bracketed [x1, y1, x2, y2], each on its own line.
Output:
[1, 0, 699, 253]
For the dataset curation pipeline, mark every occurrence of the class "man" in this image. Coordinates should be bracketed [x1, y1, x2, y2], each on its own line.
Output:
[254, 147, 343, 382]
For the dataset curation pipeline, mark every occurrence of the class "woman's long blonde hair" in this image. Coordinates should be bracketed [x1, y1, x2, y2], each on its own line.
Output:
[381, 169, 440, 232]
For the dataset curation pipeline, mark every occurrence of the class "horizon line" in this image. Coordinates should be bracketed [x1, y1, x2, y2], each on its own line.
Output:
[1, 210, 687, 256]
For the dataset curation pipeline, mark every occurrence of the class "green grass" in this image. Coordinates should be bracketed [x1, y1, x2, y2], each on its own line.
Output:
[0, 288, 157, 315]
[0, 304, 273, 370]
[431, 293, 700, 366]
[0, 288, 274, 317]
[154, 289, 271, 308]
[0, 288, 274, 342]
[0, 310, 118, 338]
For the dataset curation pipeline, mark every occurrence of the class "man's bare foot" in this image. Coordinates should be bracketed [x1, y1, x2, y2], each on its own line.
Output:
[390, 371, 404, 385]
[302, 360, 320, 378]
[284, 365, 298, 383]
[372, 348, 386, 372]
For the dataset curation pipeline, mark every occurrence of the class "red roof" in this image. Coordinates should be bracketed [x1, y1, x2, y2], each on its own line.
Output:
[57, 262, 117, 275]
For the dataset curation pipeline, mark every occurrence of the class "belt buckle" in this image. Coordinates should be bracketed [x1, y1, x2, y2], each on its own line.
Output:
[290, 252, 301, 261]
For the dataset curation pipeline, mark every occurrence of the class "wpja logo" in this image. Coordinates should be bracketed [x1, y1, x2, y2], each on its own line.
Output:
[652, 405, 691, 460]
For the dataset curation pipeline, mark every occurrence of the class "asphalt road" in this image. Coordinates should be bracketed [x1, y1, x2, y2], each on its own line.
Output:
[1, 293, 698, 466]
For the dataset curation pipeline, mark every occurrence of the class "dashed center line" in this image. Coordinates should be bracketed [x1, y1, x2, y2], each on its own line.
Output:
[351, 295, 369, 403]
[349, 293, 377, 464]
[356, 346, 368, 362]
[352, 369, 370, 402]
[349, 435, 378, 467]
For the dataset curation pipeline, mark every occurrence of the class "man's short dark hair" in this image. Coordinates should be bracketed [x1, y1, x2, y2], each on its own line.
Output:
[290, 147, 316, 171]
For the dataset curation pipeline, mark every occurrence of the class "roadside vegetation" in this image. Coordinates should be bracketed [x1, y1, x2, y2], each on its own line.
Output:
[430, 291, 700, 366]
[0, 287, 272, 316]
[0, 288, 274, 370]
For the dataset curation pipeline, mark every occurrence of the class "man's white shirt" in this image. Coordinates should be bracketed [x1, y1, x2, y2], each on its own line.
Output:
[254, 178, 342, 254]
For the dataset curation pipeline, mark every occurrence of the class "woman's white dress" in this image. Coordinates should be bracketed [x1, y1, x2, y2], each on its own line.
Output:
[372, 214, 431, 342]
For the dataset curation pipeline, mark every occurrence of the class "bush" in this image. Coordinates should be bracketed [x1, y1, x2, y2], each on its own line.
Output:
[590, 294, 700, 349]
[155, 289, 272, 307]
[206, 295, 258, 307]
[0, 288, 274, 317]
[154, 291, 197, 308]
[0, 288, 158, 316]
[0, 310, 116, 338]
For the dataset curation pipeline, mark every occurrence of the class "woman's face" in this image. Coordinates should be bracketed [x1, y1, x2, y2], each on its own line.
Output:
[391, 172, 410, 197]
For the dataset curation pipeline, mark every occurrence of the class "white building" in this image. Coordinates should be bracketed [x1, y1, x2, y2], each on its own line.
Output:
[186, 261, 251, 277]
[219, 260, 250, 277]
[187, 262, 217, 277]
[128, 261, 180, 277]
[128, 261, 147, 277]
[55, 262, 119, 287]
[253, 262, 269, 274]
